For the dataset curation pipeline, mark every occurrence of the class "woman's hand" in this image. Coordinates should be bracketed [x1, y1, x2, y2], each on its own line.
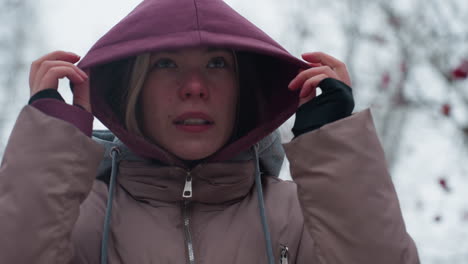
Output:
[288, 52, 354, 137]
[288, 52, 351, 107]
[29, 51, 91, 112]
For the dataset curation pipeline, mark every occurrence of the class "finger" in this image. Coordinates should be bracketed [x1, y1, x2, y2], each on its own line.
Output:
[72, 69, 92, 113]
[34, 61, 87, 90]
[30, 51, 80, 88]
[299, 73, 328, 99]
[34, 66, 85, 95]
[301, 52, 342, 67]
[302, 52, 351, 86]
[289, 66, 337, 91]
[307, 62, 322, 68]
[35, 60, 87, 85]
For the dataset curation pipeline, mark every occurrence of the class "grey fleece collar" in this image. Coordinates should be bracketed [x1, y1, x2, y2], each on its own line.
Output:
[92, 129, 285, 179]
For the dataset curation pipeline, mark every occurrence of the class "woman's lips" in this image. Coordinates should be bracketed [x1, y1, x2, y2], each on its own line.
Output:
[173, 112, 214, 133]
[175, 123, 212, 133]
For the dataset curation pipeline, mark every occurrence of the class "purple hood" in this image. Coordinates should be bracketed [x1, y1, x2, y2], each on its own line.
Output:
[78, 0, 309, 167]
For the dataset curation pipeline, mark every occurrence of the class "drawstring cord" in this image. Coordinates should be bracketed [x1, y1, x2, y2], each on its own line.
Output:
[253, 144, 274, 264]
[99, 145, 274, 264]
[101, 147, 120, 264]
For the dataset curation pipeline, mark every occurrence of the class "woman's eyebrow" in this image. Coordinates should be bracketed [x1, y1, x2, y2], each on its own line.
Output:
[149, 51, 178, 63]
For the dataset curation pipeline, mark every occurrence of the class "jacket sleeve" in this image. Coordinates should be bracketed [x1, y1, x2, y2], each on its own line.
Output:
[0, 105, 105, 264]
[284, 109, 420, 264]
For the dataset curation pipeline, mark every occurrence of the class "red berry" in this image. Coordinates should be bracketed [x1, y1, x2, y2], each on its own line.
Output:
[441, 104, 451, 117]
[381, 72, 390, 89]
[451, 60, 468, 80]
[438, 178, 451, 192]
[452, 69, 468, 79]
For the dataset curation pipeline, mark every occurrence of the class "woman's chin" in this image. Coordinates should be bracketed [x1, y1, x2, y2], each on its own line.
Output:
[168, 141, 223, 161]
[147, 129, 232, 162]
[172, 148, 216, 161]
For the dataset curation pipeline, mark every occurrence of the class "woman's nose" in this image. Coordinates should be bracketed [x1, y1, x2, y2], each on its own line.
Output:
[179, 70, 209, 100]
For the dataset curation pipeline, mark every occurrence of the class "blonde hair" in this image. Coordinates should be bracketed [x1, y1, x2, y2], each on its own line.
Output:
[124, 53, 152, 136]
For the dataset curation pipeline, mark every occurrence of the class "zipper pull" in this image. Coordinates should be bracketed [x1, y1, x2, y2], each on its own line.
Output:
[280, 244, 289, 264]
[182, 172, 193, 198]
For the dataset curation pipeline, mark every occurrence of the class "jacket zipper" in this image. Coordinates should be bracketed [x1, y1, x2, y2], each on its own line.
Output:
[182, 172, 195, 264]
[182, 172, 193, 198]
[280, 244, 289, 264]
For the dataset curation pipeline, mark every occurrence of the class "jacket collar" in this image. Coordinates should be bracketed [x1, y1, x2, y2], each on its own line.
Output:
[117, 159, 255, 205]
[93, 130, 282, 205]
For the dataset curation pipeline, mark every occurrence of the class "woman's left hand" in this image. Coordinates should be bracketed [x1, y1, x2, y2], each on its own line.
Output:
[288, 52, 355, 137]
[288, 52, 352, 106]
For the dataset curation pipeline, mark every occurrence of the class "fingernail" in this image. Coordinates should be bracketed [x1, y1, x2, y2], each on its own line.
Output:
[68, 52, 80, 57]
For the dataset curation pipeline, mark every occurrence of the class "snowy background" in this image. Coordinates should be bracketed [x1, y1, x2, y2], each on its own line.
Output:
[1, 0, 468, 262]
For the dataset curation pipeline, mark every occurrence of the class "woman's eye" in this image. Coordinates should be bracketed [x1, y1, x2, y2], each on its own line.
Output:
[154, 58, 177, 69]
[207, 57, 227, 68]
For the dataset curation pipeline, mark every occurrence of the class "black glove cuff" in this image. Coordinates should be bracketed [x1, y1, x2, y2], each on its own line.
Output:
[292, 78, 354, 138]
[28, 89, 65, 105]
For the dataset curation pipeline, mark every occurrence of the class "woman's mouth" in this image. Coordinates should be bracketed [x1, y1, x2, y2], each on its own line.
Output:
[174, 118, 213, 125]
[173, 113, 214, 133]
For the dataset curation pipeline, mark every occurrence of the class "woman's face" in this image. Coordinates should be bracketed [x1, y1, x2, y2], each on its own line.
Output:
[140, 47, 238, 161]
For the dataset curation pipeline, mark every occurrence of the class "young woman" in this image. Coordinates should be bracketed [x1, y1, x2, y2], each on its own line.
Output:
[0, 0, 419, 263]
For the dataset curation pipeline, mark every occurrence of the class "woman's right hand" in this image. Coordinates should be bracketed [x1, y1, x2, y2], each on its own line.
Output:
[29, 51, 91, 112]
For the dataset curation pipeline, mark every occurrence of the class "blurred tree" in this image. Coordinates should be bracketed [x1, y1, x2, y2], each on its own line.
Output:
[0, 0, 38, 152]
[372, 0, 468, 167]
[280, 0, 468, 171]
[277, 0, 468, 262]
